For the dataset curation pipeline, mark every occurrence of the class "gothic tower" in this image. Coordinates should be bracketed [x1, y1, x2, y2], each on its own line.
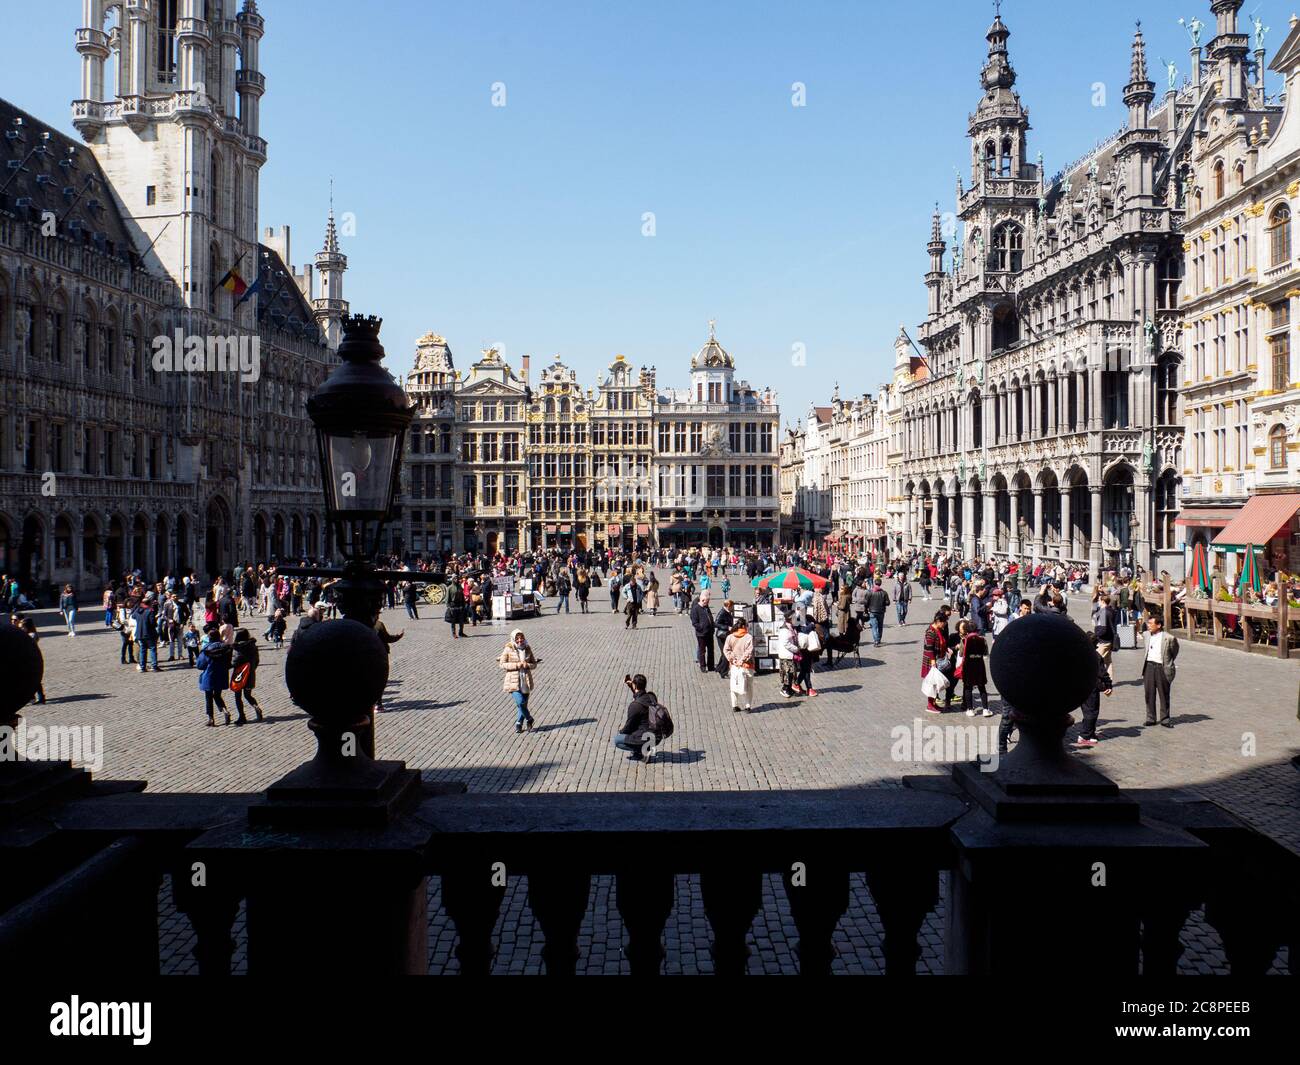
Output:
[313, 204, 348, 350]
[1207, 0, 1251, 103]
[72, 0, 266, 329]
[968, 14, 1030, 189]
[925, 205, 946, 316]
[960, 13, 1038, 360]
[1117, 24, 1161, 212]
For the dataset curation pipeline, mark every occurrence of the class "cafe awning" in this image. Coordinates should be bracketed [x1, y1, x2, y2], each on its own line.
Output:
[606, 523, 621, 537]
[1211, 493, 1300, 549]
[559, 524, 572, 534]
[1175, 508, 1239, 528]
[636, 524, 651, 536]
[545, 524, 558, 534]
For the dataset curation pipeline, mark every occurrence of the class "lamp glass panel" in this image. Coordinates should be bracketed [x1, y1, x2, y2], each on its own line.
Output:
[326, 431, 397, 512]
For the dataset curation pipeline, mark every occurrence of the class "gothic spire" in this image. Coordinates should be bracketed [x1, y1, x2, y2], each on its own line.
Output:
[1130, 21, 1148, 84]
[1124, 21, 1155, 127]
[981, 11, 1016, 91]
[323, 177, 340, 255]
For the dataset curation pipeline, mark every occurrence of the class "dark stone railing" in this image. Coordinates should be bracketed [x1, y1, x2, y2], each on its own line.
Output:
[1, 617, 1296, 977]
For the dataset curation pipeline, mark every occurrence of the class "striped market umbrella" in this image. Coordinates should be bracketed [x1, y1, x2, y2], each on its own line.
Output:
[751, 567, 829, 592]
[1238, 543, 1262, 596]
[1188, 540, 1211, 596]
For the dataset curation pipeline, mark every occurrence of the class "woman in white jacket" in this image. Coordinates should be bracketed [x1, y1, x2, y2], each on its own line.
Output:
[777, 612, 802, 698]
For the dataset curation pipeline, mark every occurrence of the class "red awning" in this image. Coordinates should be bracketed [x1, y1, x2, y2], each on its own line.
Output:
[636, 523, 651, 536]
[545, 524, 558, 534]
[559, 524, 572, 534]
[1211, 493, 1300, 548]
[606, 523, 621, 537]
[1175, 508, 1239, 528]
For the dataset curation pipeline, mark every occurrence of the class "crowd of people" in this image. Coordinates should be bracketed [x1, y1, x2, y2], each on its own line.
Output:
[15, 540, 1184, 757]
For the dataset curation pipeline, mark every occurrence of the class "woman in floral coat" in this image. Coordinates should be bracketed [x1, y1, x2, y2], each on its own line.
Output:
[921, 609, 951, 714]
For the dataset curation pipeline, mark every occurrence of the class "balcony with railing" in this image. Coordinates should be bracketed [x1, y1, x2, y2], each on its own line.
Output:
[1, 618, 1293, 978]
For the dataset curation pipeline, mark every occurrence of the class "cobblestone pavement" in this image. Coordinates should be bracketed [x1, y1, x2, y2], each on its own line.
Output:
[24, 572, 1297, 974]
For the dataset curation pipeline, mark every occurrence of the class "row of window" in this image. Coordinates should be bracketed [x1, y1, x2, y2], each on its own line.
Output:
[903, 368, 1173, 457]
[656, 421, 775, 454]
[656, 464, 776, 499]
[413, 421, 777, 456]
[458, 401, 522, 422]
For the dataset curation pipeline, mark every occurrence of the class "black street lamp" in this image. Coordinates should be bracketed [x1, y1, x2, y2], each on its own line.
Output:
[279, 314, 443, 756]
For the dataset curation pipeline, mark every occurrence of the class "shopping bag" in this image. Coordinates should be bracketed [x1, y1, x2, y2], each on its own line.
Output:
[729, 668, 748, 695]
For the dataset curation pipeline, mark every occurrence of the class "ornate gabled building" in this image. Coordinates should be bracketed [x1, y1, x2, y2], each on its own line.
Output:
[401, 332, 457, 556]
[590, 354, 653, 552]
[452, 347, 527, 555]
[652, 324, 780, 549]
[1176, 7, 1300, 579]
[527, 357, 592, 551]
[897, 13, 1188, 577]
[0, 0, 341, 593]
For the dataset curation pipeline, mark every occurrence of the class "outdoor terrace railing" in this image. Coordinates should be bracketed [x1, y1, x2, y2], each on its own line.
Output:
[1146, 574, 1296, 660]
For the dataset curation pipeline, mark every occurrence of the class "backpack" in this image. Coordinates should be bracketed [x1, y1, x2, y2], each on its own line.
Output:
[231, 662, 251, 692]
[647, 697, 674, 741]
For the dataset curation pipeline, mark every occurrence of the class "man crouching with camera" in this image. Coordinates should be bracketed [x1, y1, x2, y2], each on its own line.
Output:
[614, 673, 671, 762]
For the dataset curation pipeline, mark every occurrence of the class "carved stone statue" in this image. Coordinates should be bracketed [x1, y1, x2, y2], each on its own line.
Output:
[1253, 16, 1269, 52]
[1179, 16, 1203, 48]
[1144, 317, 1157, 354]
[1142, 440, 1154, 472]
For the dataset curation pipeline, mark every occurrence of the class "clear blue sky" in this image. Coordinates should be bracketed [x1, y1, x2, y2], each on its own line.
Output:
[2, 0, 1276, 426]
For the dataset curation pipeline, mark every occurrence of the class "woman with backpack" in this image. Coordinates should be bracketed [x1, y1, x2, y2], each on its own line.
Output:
[197, 626, 233, 726]
[230, 628, 263, 724]
[575, 567, 591, 613]
[954, 618, 992, 717]
[499, 628, 539, 733]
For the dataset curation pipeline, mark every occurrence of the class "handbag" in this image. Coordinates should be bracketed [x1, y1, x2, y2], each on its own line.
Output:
[954, 636, 968, 680]
[805, 628, 821, 652]
[231, 662, 251, 692]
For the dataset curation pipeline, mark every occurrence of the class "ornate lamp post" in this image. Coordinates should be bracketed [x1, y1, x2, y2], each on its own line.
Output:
[278, 314, 443, 755]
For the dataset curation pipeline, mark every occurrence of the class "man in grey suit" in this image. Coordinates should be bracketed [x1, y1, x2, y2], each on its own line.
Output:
[1141, 614, 1179, 728]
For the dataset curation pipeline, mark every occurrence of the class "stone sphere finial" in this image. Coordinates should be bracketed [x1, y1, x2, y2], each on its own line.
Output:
[284, 619, 388, 753]
[0, 623, 43, 728]
[989, 612, 1096, 722]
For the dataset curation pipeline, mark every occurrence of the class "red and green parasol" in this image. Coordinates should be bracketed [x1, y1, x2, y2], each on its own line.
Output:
[751, 567, 829, 592]
[1238, 543, 1262, 596]
[1188, 540, 1212, 596]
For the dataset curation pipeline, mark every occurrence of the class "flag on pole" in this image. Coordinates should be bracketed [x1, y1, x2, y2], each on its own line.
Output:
[214, 254, 248, 297]
[234, 275, 262, 306]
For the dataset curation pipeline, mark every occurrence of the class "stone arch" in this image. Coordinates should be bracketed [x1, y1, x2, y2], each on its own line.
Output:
[203, 495, 234, 579]
[19, 510, 46, 586]
[154, 512, 170, 576]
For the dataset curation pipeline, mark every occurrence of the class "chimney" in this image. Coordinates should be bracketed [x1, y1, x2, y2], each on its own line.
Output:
[521, 354, 530, 387]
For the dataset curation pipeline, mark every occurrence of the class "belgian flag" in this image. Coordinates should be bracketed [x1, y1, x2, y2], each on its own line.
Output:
[215, 254, 248, 298]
